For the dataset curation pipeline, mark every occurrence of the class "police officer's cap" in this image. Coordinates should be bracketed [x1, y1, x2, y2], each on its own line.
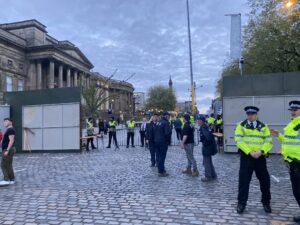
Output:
[110, 116, 115, 120]
[288, 100, 300, 110]
[162, 112, 170, 116]
[197, 115, 206, 122]
[244, 106, 259, 114]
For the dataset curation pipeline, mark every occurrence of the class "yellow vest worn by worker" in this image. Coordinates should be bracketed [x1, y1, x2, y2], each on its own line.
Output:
[278, 116, 300, 162]
[217, 118, 223, 125]
[127, 120, 135, 133]
[234, 120, 273, 155]
[207, 117, 216, 125]
[180, 117, 184, 129]
[108, 120, 117, 132]
[190, 115, 195, 125]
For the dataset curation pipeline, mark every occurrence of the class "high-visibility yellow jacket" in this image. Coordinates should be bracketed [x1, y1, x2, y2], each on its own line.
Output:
[109, 121, 117, 128]
[235, 120, 273, 155]
[216, 118, 223, 125]
[180, 117, 184, 129]
[190, 115, 195, 125]
[127, 120, 135, 132]
[278, 116, 300, 162]
[207, 117, 216, 125]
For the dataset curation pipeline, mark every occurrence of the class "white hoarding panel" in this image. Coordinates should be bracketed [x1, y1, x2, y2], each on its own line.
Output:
[63, 127, 80, 149]
[43, 105, 62, 128]
[63, 104, 80, 127]
[23, 106, 42, 128]
[43, 128, 63, 150]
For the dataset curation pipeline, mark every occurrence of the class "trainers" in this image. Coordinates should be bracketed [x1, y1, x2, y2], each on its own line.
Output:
[182, 168, 192, 175]
[0, 180, 10, 186]
[192, 170, 199, 177]
[158, 172, 169, 177]
[9, 181, 15, 185]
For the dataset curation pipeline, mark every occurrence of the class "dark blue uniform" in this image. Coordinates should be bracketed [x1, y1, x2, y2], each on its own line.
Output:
[146, 121, 156, 166]
[154, 118, 172, 174]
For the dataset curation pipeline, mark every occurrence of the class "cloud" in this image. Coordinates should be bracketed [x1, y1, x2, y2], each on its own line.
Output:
[0, 0, 249, 113]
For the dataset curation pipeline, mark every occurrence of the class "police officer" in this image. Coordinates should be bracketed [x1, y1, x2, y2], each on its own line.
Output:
[235, 106, 273, 214]
[207, 113, 216, 130]
[146, 114, 158, 167]
[106, 117, 119, 149]
[271, 101, 300, 222]
[126, 118, 135, 148]
[154, 112, 172, 177]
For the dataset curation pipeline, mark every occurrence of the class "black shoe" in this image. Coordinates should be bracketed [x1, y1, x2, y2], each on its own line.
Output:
[293, 216, 300, 222]
[236, 204, 245, 214]
[150, 164, 155, 167]
[158, 172, 169, 177]
[126, 146, 129, 148]
[92, 147, 97, 150]
[141, 145, 144, 147]
[263, 204, 272, 213]
[132, 145, 135, 148]
[106, 146, 111, 148]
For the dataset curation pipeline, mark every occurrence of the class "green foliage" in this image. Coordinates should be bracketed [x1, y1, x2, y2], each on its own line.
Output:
[216, 0, 300, 95]
[145, 85, 176, 112]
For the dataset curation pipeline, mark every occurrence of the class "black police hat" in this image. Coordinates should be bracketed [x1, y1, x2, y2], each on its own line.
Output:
[244, 106, 259, 114]
[184, 113, 190, 121]
[288, 101, 300, 110]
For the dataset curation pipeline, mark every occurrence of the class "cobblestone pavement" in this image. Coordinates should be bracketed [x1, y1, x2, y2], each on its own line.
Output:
[0, 145, 299, 225]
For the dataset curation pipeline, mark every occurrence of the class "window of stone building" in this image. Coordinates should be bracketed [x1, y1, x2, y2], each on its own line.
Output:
[7, 60, 13, 67]
[6, 76, 13, 92]
[19, 63, 24, 71]
[18, 79, 24, 91]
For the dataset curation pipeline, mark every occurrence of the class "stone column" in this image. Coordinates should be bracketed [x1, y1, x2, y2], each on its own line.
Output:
[58, 64, 63, 88]
[37, 61, 42, 89]
[105, 90, 109, 110]
[49, 60, 55, 88]
[74, 71, 78, 87]
[67, 68, 71, 87]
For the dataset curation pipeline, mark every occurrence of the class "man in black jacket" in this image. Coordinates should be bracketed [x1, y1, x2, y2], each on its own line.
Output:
[146, 114, 158, 167]
[154, 112, 172, 177]
[197, 116, 217, 182]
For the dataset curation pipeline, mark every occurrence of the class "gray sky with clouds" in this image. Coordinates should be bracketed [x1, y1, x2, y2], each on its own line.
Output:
[0, 0, 249, 113]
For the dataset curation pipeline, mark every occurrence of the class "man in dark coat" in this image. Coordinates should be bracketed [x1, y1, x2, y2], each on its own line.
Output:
[146, 114, 158, 167]
[154, 112, 172, 177]
[197, 116, 217, 182]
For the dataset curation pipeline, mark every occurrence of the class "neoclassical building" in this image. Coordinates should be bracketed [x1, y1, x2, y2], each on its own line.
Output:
[0, 19, 134, 119]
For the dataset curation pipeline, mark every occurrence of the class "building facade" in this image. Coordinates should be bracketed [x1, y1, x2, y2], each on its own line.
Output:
[133, 92, 146, 111]
[0, 20, 134, 118]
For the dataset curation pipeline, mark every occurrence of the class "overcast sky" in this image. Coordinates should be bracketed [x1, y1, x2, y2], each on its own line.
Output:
[0, 0, 249, 113]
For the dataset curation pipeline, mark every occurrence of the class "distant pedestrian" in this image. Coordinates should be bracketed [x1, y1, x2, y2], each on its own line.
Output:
[103, 120, 108, 135]
[146, 114, 158, 167]
[106, 117, 119, 149]
[0, 118, 16, 186]
[126, 118, 135, 148]
[181, 114, 199, 177]
[98, 119, 105, 137]
[86, 118, 96, 151]
[140, 118, 147, 147]
[154, 112, 172, 177]
[197, 116, 217, 182]
[174, 117, 182, 141]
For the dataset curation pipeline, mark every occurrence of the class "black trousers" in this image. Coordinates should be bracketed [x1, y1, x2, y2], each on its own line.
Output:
[155, 143, 168, 174]
[127, 132, 134, 146]
[290, 161, 300, 207]
[87, 138, 96, 150]
[238, 152, 271, 206]
[149, 142, 157, 165]
[175, 128, 182, 141]
[140, 131, 146, 146]
[108, 131, 118, 147]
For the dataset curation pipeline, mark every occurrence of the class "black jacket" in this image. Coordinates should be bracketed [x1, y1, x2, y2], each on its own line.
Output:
[145, 121, 155, 143]
[199, 124, 217, 156]
[154, 118, 172, 145]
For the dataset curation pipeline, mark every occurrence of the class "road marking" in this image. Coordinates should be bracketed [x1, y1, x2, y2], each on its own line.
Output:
[14, 169, 26, 173]
[271, 175, 280, 183]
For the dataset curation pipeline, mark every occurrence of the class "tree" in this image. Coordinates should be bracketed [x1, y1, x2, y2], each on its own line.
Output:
[80, 73, 118, 120]
[216, 0, 300, 95]
[145, 85, 176, 112]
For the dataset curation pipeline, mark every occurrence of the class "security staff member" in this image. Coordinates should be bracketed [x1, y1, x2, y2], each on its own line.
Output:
[207, 114, 216, 130]
[126, 118, 135, 148]
[154, 112, 172, 177]
[235, 106, 273, 214]
[106, 117, 119, 149]
[271, 101, 300, 222]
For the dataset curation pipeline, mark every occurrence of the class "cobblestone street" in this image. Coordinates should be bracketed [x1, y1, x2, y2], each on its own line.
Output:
[0, 146, 298, 225]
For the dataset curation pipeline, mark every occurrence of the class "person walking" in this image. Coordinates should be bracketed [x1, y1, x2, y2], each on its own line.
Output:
[140, 118, 147, 147]
[181, 114, 199, 177]
[271, 101, 300, 222]
[154, 112, 172, 177]
[126, 118, 135, 148]
[86, 117, 96, 151]
[197, 116, 217, 182]
[98, 118, 105, 136]
[146, 114, 158, 167]
[174, 116, 183, 142]
[0, 118, 16, 186]
[106, 117, 119, 149]
[235, 106, 273, 214]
